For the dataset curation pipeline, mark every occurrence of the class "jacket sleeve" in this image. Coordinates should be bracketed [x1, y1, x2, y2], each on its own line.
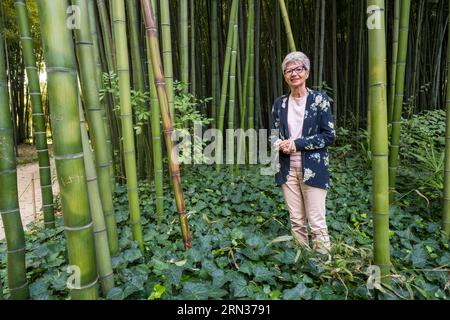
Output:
[293, 94, 335, 151]
[270, 98, 282, 148]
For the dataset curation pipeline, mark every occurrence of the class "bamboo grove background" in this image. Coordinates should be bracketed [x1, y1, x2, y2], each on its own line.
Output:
[0, 0, 449, 300]
[1, 0, 449, 143]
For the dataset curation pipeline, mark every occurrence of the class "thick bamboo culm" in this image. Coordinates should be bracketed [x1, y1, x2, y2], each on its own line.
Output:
[0, 28, 29, 300]
[367, 0, 392, 283]
[37, 0, 98, 300]
[14, 0, 54, 228]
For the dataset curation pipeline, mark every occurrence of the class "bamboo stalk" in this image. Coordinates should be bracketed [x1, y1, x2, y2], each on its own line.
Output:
[388, 0, 400, 124]
[443, 0, 450, 238]
[216, 0, 239, 171]
[97, 0, 123, 181]
[190, 0, 195, 94]
[145, 0, 164, 223]
[0, 28, 29, 300]
[179, 0, 189, 89]
[278, 0, 296, 51]
[388, 0, 411, 203]
[78, 101, 114, 296]
[112, 0, 144, 252]
[87, 0, 115, 190]
[318, 0, 325, 89]
[210, 0, 219, 128]
[73, 0, 119, 256]
[126, 0, 148, 181]
[247, 0, 256, 166]
[160, 0, 176, 120]
[37, 0, 99, 299]
[227, 24, 238, 172]
[141, 0, 192, 249]
[368, 0, 391, 283]
[14, 0, 55, 228]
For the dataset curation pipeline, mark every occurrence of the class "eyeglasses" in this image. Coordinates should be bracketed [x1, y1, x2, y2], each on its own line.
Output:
[284, 66, 307, 76]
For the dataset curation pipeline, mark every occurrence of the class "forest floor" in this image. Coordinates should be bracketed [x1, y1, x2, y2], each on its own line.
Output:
[0, 144, 59, 240]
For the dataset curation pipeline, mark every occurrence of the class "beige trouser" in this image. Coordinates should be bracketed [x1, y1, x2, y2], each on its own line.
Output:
[281, 164, 331, 254]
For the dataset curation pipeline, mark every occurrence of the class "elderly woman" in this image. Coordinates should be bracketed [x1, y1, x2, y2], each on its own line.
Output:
[271, 52, 335, 254]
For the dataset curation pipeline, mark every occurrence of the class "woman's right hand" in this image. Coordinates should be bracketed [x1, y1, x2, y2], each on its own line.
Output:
[279, 140, 296, 154]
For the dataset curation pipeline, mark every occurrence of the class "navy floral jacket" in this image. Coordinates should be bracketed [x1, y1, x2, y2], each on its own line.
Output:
[271, 88, 336, 190]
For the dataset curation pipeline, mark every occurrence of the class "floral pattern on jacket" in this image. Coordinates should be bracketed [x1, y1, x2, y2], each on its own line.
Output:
[271, 88, 335, 190]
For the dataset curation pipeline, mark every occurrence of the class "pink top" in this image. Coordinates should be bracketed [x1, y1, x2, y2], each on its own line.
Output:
[288, 93, 308, 168]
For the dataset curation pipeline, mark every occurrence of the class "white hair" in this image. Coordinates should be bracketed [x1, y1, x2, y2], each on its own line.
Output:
[282, 52, 311, 73]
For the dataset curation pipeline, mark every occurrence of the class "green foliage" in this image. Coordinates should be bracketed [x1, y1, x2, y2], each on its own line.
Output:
[173, 81, 212, 164]
[0, 110, 448, 300]
[99, 72, 150, 135]
[397, 110, 446, 207]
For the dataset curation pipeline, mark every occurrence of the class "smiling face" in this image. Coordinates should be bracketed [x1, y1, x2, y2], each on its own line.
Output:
[283, 61, 309, 91]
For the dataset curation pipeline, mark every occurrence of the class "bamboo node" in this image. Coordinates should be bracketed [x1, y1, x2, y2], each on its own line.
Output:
[171, 171, 181, 178]
[54, 152, 84, 161]
[93, 228, 107, 235]
[74, 277, 99, 291]
[0, 168, 17, 176]
[76, 41, 94, 46]
[9, 281, 29, 292]
[7, 246, 26, 254]
[64, 221, 94, 232]
[99, 272, 114, 280]
[371, 153, 389, 156]
[97, 162, 111, 169]
[46, 67, 77, 74]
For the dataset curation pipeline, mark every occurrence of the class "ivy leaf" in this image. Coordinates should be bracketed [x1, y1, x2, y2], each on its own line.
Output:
[187, 247, 203, 263]
[162, 265, 183, 287]
[181, 282, 210, 300]
[211, 269, 226, 287]
[253, 266, 275, 283]
[283, 282, 312, 300]
[107, 287, 125, 300]
[238, 260, 253, 275]
[246, 235, 265, 248]
[411, 244, 428, 268]
[230, 277, 252, 298]
[148, 283, 166, 300]
[123, 248, 142, 263]
[29, 280, 50, 300]
[207, 285, 228, 299]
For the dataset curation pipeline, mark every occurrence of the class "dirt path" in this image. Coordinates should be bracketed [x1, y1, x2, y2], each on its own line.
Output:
[0, 158, 59, 240]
